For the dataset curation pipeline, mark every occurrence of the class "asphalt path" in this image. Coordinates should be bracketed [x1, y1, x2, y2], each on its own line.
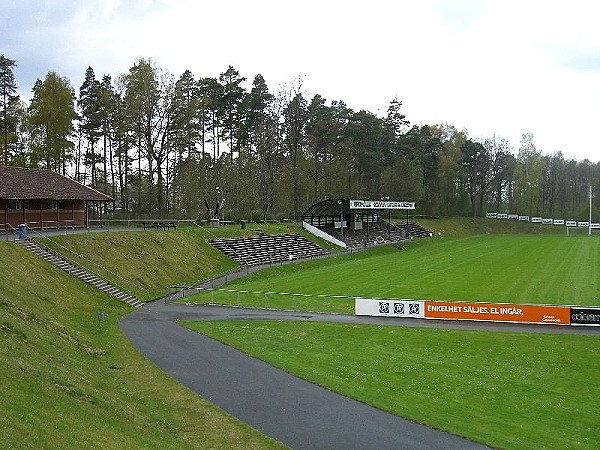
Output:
[120, 302, 599, 450]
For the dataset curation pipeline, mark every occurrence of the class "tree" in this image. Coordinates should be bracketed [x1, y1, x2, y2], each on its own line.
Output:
[436, 125, 468, 215]
[78, 66, 102, 186]
[513, 133, 544, 215]
[164, 70, 203, 212]
[122, 58, 169, 214]
[461, 138, 489, 216]
[245, 74, 274, 149]
[98, 74, 118, 196]
[282, 90, 308, 216]
[399, 125, 441, 214]
[0, 54, 18, 165]
[218, 65, 247, 157]
[345, 110, 386, 198]
[305, 94, 339, 201]
[27, 72, 77, 173]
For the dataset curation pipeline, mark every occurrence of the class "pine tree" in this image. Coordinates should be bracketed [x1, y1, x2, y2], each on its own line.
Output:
[78, 66, 102, 186]
[0, 54, 18, 165]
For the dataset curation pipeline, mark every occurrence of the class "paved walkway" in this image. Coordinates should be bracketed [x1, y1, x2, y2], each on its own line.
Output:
[123, 301, 600, 450]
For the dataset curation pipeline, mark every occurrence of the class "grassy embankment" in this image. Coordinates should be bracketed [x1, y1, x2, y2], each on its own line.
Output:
[0, 241, 283, 449]
[38, 222, 334, 301]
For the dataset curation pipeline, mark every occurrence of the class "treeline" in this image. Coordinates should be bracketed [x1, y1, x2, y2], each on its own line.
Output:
[1, 54, 598, 221]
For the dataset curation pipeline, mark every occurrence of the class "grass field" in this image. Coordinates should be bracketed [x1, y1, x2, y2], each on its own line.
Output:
[184, 234, 600, 311]
[0, 242, 283, 449]
[184, 320, 600, 450]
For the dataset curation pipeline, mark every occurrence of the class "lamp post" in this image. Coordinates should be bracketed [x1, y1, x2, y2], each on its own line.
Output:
[338, 199, 344, 242]
[589, 185, 593, 237]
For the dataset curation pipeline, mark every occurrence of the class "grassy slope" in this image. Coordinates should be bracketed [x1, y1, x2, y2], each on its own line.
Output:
[0, 242, 283, 450]
[38, 223, 337, 301]
[186, 321, 600, 450]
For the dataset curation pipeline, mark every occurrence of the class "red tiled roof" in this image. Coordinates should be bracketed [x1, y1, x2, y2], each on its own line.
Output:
[0, 166, 113, 202]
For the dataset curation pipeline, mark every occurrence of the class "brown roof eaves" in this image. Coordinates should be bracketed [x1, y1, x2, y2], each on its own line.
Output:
[0, 166, 113, 202]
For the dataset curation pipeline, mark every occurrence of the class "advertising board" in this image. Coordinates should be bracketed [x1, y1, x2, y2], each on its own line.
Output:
[355, 298, 424, 318]
[424, 301, 570, 325]
[570, 307, 600, 326]
[356, 298, 571, 325]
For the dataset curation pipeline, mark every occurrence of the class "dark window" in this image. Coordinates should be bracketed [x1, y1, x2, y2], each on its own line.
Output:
[47, 201, 64, 210]
[8, 200, 27, 210]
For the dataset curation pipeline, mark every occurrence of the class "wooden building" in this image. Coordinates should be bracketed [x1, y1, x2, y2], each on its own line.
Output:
[0, 166, 113, 231]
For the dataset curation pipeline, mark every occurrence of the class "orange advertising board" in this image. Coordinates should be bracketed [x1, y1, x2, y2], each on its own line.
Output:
[424, 301, 571, 325]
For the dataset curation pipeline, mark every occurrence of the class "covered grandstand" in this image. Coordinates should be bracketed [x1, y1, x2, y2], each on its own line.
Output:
[301, 199, 430, 248]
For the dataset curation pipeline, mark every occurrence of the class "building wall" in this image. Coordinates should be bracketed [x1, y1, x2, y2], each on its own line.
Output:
[1, 199, 86, 230]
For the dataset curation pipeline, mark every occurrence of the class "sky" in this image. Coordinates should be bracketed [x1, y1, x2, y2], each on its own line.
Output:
[3, 0, 600, 162]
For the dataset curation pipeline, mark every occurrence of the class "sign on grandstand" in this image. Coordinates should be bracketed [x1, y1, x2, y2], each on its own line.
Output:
[349, 200, 415, 210]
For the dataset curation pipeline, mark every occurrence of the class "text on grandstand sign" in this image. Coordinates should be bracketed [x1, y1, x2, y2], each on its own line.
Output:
[349, 200, 415, 210]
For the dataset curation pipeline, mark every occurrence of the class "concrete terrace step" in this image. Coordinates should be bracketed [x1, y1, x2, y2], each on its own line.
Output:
[209, 233, 329, 267]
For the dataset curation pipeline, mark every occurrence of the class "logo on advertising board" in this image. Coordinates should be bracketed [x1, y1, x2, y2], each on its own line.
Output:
[571, 307, 600, 326]
[355, 298, 425, 318]
[409, 303, 420, 315]
[379, 302, 390, 314]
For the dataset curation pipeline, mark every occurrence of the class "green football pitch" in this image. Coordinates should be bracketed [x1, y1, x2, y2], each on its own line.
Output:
[187, 234, 600, 310]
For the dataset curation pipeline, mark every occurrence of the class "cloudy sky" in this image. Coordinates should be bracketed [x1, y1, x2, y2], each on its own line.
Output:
[4, 0, 600, 162]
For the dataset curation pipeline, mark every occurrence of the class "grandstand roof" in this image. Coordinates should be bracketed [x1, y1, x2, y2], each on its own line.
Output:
[301, 199, 351, 218]
[302, 199, 415, 218]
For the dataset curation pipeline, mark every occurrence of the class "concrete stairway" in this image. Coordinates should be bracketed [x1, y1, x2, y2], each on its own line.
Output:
[15, 239, 144, 308]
